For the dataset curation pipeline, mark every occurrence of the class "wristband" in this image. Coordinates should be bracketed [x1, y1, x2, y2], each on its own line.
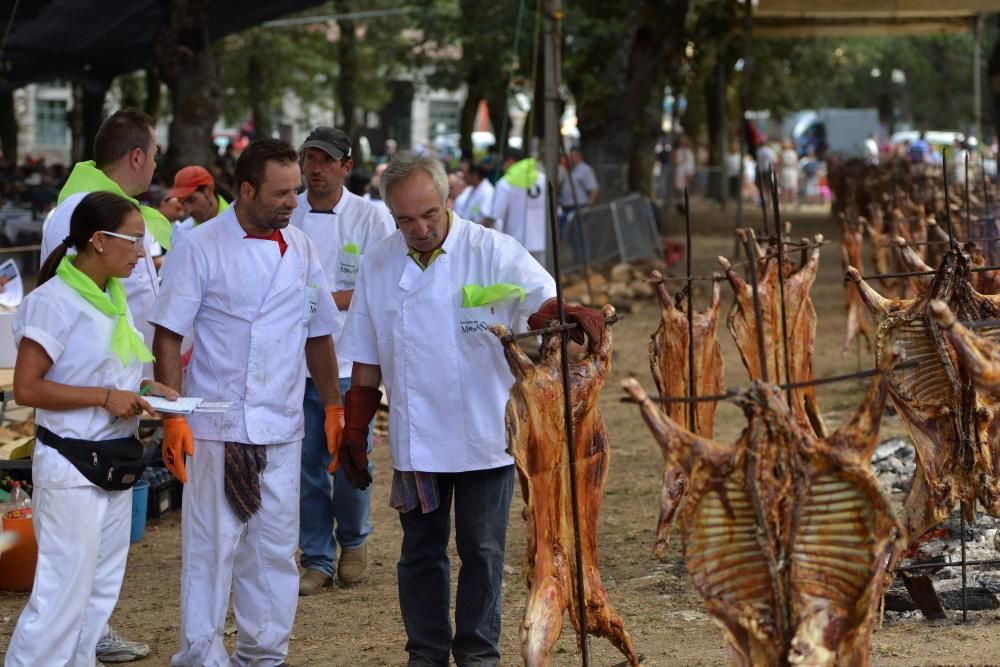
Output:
[101, 388, 111, 408]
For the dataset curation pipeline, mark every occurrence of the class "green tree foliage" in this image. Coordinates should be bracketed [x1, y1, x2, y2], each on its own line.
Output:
[214, 2, 418, 142]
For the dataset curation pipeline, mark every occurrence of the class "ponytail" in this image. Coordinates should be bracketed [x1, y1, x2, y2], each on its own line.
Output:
[37, 192, 140, 285]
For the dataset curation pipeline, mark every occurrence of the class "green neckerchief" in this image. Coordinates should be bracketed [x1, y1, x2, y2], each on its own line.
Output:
[502, 158, 539, 190]
[461, 284, 525, 308]
[343, 243, 360, 255]
[58, 161, 174, 251]
[55, 256, 154, 367]
[406, 210, 453, 270]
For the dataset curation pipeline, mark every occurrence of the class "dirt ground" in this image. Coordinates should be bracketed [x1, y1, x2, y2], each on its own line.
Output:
[4, 199, 1000, 665]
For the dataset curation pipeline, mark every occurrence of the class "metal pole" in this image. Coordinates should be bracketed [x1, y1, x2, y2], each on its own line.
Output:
[685, 188, 697, 430]
[966, 151, 972, 241]
[541, 0, 562, 275]
[771, 176, 793, 406]
[961, 500, 968, 622]
[546, 180, 590, 666]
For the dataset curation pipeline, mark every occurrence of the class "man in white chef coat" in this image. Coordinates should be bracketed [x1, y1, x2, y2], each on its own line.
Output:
[337, 151, 603, 666]
[149, 139, 344, 666]
[290, 126, 395, 595]
[483, 148, 548, 264]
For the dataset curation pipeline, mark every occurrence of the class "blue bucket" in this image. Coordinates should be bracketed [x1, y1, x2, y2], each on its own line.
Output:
[130, 480, 149, 543]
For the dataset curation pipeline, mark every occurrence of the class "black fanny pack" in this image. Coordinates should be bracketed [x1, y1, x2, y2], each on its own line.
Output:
[37, 426, 145, 491]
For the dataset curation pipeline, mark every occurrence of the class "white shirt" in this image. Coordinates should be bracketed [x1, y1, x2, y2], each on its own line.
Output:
[148, 207, 340, 444]
[452, 185, 473, 219]
[14, 276, 143, 488]
[490, 172, 548, 253]
[338, 215, 556, 473]
[290, 187, 395, 378]
[465, 180, 495, 224]
[42, 192, 159, 376]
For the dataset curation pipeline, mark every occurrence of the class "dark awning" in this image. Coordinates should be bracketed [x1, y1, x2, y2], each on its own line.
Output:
[0, 0, 327, 88]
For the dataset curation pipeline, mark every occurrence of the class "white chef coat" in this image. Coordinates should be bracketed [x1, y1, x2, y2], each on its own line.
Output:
[339, 214, 556, 473]
[14, 274, 143, 488]
[452, 185, 473, 220]
[465, 179, 495, 224]
[490, 171, 548, 253]
[148, 207, 340, 445]
[290, 187, 395, 379]
[42, 191, 159, 377]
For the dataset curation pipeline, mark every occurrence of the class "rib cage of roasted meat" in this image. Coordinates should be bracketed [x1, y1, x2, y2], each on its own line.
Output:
[841, 217, 873, 354]
[647, 272, 725, 555]
[719, 228, 827, 439]
[622, 359, 904, 667]
[848, 250, 1000, 542]
[491, 305, 638, 667]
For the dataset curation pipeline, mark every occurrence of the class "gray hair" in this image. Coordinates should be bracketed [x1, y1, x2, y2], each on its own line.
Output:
[380, 150, 448, 209]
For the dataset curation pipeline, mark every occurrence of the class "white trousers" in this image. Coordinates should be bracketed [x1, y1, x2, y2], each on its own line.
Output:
[5, 485, 131, 667]
[171, 439, 302, 667]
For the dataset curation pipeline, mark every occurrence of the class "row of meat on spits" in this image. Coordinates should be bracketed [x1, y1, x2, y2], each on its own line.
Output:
[628, 228, 1000, 665]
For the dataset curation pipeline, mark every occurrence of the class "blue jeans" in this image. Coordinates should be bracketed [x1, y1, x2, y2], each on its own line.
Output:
[397, 465, 515, 667]
[298, 377, 373, 577]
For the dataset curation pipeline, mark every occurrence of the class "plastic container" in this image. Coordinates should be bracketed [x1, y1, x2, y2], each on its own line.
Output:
[130, 481, 149, 543]
[0, 515, 36, 591]
[5, 481, 31, 520]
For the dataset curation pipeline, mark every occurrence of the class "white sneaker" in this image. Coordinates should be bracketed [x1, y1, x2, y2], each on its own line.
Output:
[95, 626, 150, 663]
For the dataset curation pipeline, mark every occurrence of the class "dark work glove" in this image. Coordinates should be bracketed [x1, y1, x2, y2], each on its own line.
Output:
[527, 299, 605, 351]
[339, 386, 382, 490]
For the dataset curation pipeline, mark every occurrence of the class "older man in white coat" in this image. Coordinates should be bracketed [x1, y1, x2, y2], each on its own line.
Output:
[337, 151, 603, 666]
[150, 139, 344, 666]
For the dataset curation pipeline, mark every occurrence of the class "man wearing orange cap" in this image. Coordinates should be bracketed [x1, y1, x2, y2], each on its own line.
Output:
[169, 165, 230, 241]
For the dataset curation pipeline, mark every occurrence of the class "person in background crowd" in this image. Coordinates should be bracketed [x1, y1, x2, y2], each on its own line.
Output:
[725, 141, 742, 202]
[151, 139, 343, 665]
[451, 162, 473, 220]
[672, 137, 693, 212]
[446, 169, 466, 212]
[909, 132, 930, 164]
[290, 126, 394, 596]
[780, 138, 800, 206]
[799, 149, 820, 205]
[865, 132, 879, 164]
[5, 192, 178, 666]
[42, 109, 170, 389]
[483, 148, 548, 264]
[464, 161, 494, 225]
[168, 166, 230, 242]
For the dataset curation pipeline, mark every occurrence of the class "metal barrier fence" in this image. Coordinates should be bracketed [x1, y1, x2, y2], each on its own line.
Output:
[560, 193, 664, 273]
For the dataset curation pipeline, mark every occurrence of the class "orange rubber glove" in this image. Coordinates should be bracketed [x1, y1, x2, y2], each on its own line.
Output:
[162, 416, 195, 483]
[325, 404, 345, 473]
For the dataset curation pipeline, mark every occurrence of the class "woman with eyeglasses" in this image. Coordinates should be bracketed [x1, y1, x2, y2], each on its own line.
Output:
[5, 191, 178, 666]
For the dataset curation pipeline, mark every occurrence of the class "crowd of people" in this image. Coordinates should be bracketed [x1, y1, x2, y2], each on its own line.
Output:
[2, 109, 605, 667]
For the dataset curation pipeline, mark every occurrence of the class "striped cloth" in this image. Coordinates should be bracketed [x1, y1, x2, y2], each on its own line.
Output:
[390, 470, 440, 514]
[224, 442, 268, 523]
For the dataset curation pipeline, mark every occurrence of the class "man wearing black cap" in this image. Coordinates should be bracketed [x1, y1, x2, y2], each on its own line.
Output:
[291, 126, 395, 595]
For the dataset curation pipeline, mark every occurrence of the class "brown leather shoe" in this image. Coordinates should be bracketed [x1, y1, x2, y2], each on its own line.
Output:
[299, 568, 333, 596]
[338, 544, 368, 586]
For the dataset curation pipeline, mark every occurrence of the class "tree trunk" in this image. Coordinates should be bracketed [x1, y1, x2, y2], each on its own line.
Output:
[571, 1, 689, 200]
[70, 74, 111, 162]
[155, 0, 222, 180]
[459, 91, 479, 159]
[0, 90, 17, 164]
[248, 41, 272, 141]
[144, 66, 162, 119]
[705, 45, 727, 203]
[335, 0, 360, 144]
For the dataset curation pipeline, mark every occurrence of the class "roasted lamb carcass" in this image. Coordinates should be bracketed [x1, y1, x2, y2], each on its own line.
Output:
[719, 229, 827, 438]
[622, 356, 904, 667]
[491, 305, 638, 667]
[841, 217, 874, 354]
[646, 272, 724, 554]
[847, 250, 1000, 541]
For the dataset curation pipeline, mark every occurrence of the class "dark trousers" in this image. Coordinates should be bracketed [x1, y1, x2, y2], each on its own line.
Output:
[397, 465, 515, 666]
